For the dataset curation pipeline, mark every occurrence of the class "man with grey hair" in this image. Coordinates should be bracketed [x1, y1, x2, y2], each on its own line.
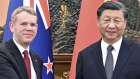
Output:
[0, 6, 43, 79]
[76, 1, 140, 79]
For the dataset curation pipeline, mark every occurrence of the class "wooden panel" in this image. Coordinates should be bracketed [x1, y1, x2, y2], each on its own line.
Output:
[53, 53, 72, 77]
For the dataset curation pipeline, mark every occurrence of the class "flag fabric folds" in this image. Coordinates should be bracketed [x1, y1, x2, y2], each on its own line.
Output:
[69, 0, 118, 79]
[3, 0, 54, 79]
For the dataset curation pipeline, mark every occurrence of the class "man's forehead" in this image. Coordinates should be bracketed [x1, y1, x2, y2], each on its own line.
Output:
[101, 10, 123, 16]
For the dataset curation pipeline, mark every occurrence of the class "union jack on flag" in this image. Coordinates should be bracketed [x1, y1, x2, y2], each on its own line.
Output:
[3, 0, 54, 79]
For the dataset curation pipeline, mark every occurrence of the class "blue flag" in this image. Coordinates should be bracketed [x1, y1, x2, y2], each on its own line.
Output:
[3, 0, 54, 79]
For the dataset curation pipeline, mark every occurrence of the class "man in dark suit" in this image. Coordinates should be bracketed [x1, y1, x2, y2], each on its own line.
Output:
[76, 1, 140, 79]
[0, 6, 43, 79]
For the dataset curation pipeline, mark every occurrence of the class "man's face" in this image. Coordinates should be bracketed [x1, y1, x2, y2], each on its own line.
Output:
[97, 10, 127, 44]
[10, 11, 38, 47]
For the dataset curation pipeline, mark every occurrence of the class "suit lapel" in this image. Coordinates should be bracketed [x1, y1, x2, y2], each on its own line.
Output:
[112, 37, 133, 79]
[6, 39, 28, 79]
[30, 51, 40, 79]
[92, 40, 107, 79]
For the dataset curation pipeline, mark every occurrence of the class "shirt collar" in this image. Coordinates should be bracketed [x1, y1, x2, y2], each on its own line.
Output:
[13, 38, 30, 54]
[101, 37, 122, 52]
[112, 37, 122, 52]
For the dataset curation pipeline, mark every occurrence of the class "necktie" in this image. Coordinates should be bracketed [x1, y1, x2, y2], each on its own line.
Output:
[23, 50, 31, 79]
[105, 45, 114, 79]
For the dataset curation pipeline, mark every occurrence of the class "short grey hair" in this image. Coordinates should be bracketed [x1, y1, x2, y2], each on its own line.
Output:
[11, 6, 37, 24]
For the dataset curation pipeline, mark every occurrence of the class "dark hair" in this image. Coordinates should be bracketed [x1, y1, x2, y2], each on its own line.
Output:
[97, 1, 128, 20]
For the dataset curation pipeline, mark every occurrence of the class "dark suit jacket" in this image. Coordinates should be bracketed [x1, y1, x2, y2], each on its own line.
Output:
[76, 37, 140, 79]
[0, 39, 43, 79]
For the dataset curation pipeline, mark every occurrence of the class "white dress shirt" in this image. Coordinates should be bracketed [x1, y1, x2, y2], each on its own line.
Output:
[101, 37, 122, 70]
[13, 38, 37, 79]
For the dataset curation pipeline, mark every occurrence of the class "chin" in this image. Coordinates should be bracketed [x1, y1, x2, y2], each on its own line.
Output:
[106, 36, 117, 40]
[24, 40, 32, 44]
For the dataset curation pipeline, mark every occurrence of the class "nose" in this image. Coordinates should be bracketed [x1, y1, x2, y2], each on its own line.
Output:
[26, 24, 32, 30]
[108, 21, 115, 28]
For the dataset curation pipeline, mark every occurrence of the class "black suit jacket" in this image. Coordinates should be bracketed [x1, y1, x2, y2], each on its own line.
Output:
[0, 39, 43, 79]
[76, 37, 140, 79]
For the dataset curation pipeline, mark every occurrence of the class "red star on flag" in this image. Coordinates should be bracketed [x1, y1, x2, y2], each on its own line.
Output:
[43, 57, 53, 74]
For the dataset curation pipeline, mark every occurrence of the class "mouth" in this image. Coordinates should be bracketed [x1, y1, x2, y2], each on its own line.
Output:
[23, 34, 33, 38]
[107, 31, 116, 35]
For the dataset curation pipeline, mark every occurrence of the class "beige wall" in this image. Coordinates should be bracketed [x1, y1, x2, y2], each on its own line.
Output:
[0, 0, 9, 26]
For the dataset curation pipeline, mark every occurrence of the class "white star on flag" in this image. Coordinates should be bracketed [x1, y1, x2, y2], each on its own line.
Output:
[43, 57, 53, 74]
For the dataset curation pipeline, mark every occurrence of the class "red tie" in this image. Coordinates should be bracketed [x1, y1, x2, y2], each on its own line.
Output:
[23, 50, 31, 79]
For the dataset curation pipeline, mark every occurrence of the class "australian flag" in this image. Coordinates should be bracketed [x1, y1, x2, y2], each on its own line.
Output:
[3, 0, 54, 79]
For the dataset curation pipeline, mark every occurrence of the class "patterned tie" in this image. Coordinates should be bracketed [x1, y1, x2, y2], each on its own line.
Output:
[105, 45, 114, 79]
[23, 50, 31, 79]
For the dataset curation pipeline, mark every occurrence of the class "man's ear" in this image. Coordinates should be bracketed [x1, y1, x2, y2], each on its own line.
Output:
[36, 24, 38, 29]
[124, 20, 127, 29]
[97, 18, 100, 27]
[9, 22, 14, 33]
